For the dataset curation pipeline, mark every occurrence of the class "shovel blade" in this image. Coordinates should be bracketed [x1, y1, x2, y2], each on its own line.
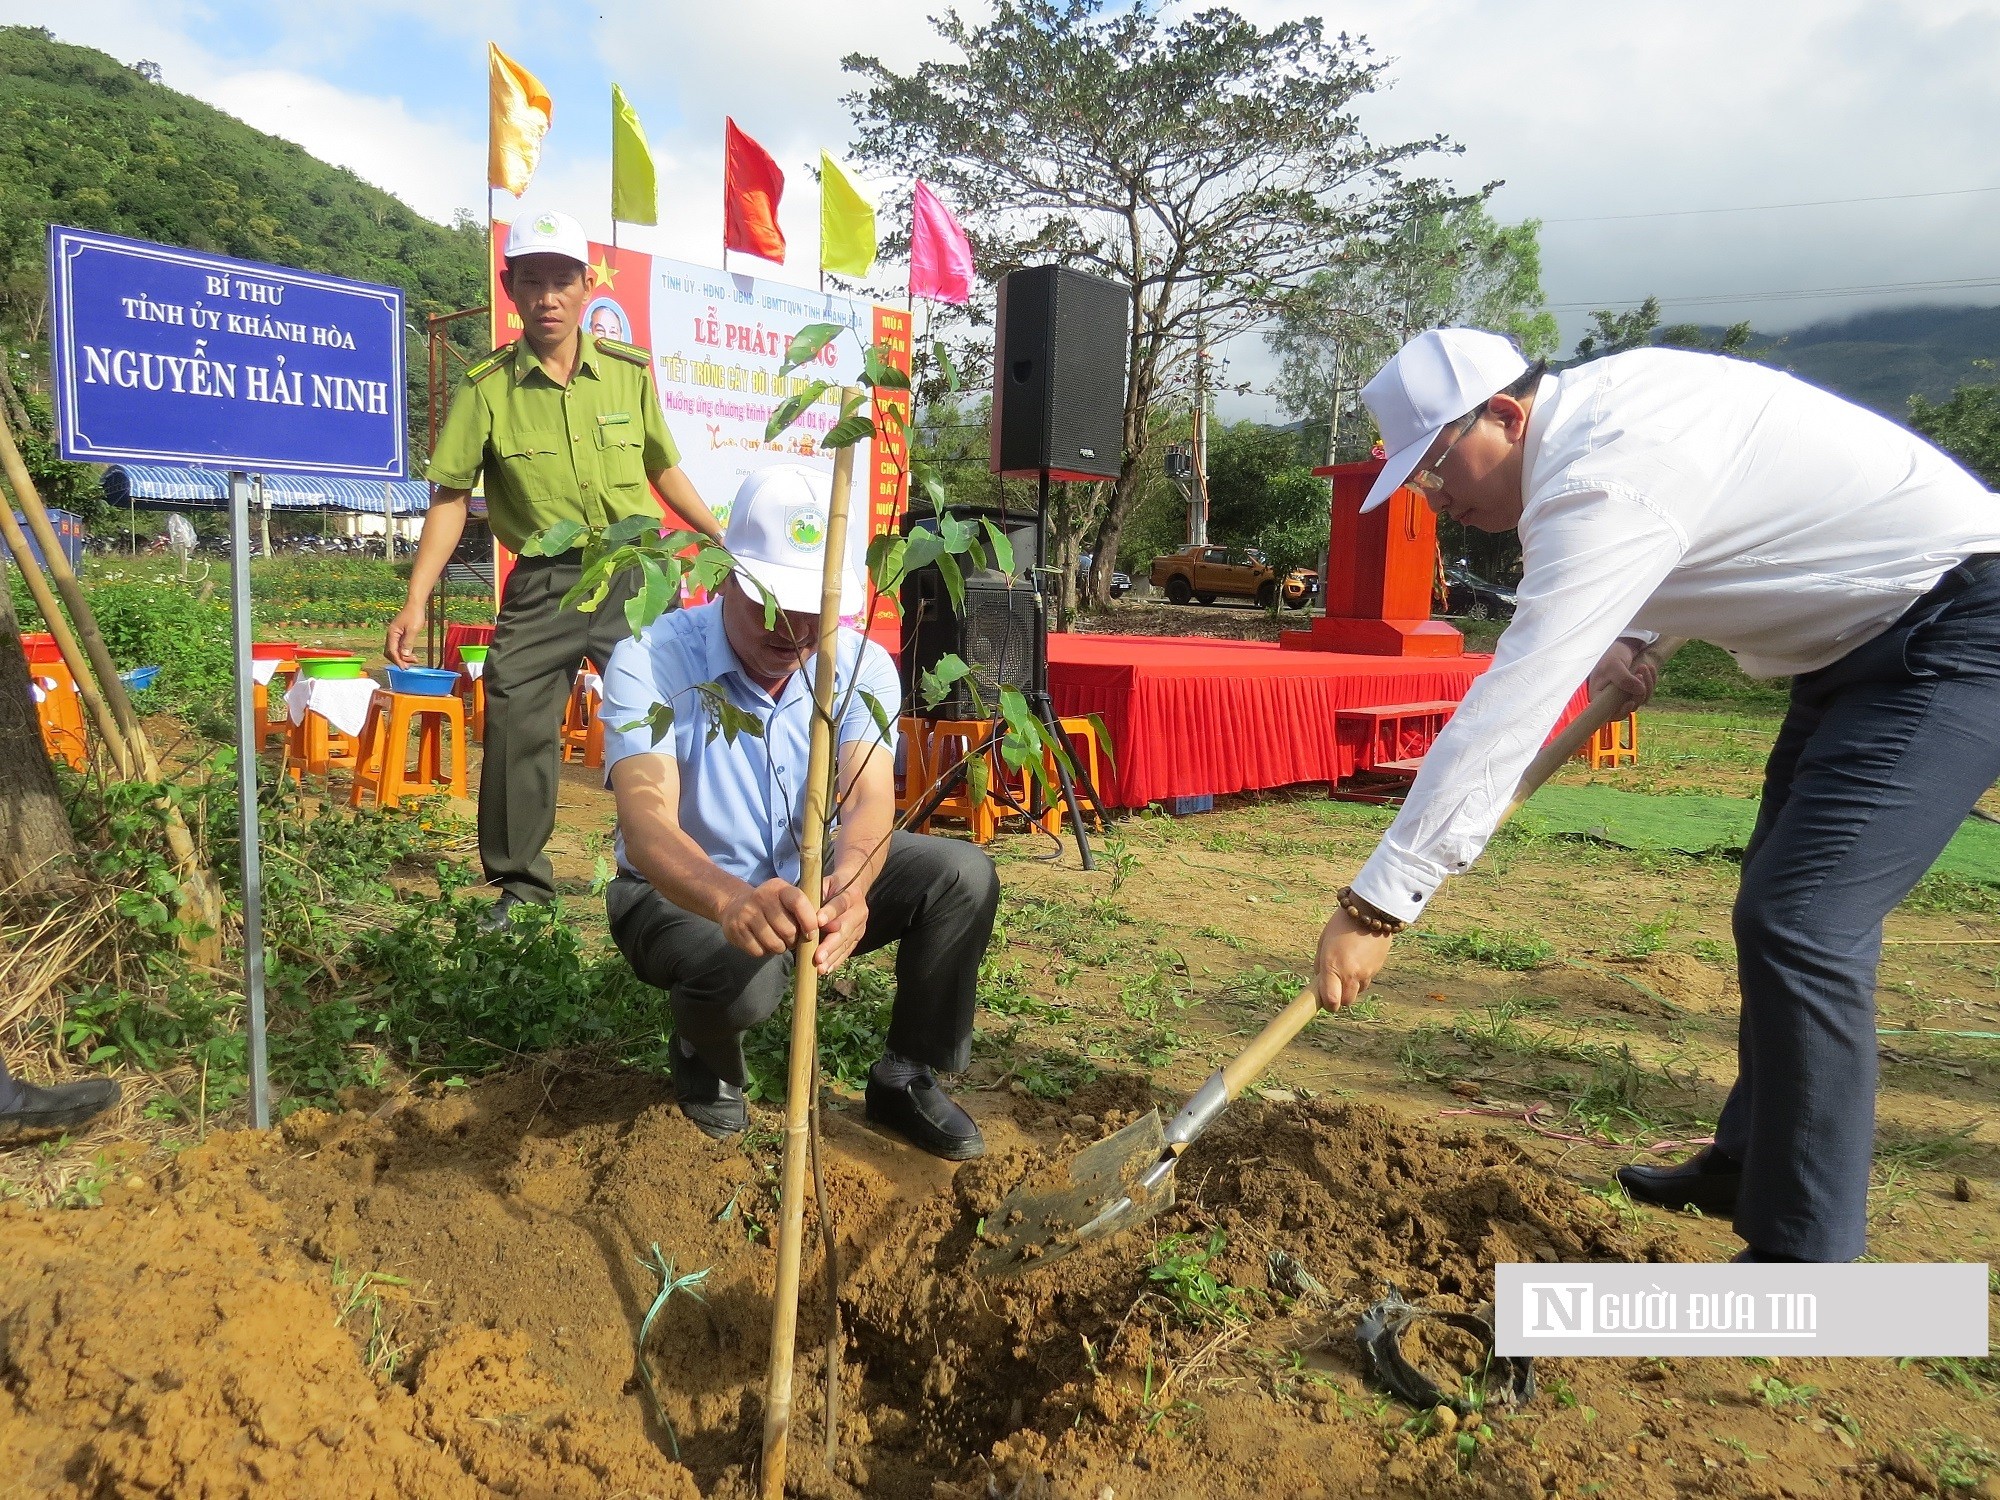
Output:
[973, 1109, 1174, 1278]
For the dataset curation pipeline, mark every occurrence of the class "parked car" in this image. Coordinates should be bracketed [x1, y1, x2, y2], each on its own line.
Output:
[1077, 552, 1131, 598]
[1443, 564, 1517, 620]
[1149, 543, 1317, 609]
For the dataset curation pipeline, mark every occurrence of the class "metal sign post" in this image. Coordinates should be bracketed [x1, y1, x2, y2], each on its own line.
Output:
[227, 471, 271, 1128]
[46, 225, 406, 1128]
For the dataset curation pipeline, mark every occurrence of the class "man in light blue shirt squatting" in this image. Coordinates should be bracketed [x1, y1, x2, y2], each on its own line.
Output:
[600, 465, 1000, 1159]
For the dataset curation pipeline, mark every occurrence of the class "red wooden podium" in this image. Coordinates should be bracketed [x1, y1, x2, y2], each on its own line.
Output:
[1280, 457, 1463, 657]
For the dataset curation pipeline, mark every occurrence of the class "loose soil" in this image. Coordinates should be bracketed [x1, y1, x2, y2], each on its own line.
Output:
[7, 660, 1999, 1494]
[3, 1060, 1993, 1497]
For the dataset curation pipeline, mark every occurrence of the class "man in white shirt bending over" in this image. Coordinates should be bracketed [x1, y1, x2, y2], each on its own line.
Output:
[1315, 329, 2000, 1264]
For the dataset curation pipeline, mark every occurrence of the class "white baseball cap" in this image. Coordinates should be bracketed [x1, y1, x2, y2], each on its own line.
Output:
[504, 211, 590, 267]
[1358, 329, 1529, 512]
[724, 466, 865, 616]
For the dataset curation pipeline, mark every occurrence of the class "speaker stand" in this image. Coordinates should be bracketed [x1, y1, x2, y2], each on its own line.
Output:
[1032, 468, 1104, 871]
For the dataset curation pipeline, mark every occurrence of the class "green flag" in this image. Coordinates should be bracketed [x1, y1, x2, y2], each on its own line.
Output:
[611, 84, 657, 226]
[819, 151, 876, 278]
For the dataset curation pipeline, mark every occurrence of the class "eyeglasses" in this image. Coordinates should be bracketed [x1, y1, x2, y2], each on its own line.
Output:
[1410, 411, 1481, 494]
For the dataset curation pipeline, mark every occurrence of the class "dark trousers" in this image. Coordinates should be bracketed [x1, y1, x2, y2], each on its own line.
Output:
[1716, 555, 2000, 1260]
[605, 832, 1000, 1088]
[480, 554, 639, 902]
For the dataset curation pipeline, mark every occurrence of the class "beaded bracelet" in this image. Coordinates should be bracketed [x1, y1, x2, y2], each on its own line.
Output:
[1337, 885, 1407, 936]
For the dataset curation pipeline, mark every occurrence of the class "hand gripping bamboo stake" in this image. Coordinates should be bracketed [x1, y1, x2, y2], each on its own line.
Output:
[760, 406, 861, 1500]
[0, 412, 225, 957]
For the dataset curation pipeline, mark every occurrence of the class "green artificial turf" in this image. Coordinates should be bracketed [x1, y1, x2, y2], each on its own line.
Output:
[1519, 784, 2000, 886]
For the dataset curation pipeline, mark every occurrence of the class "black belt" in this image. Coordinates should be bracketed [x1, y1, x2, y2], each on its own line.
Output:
[507, 548, 585, 570]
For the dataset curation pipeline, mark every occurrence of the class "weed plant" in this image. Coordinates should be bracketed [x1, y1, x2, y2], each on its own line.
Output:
[1413, 926, 1553, 971]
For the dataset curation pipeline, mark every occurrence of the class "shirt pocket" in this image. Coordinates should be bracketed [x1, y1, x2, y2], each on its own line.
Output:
[594, 417, 648, 492]
[494, 433, 572, 504]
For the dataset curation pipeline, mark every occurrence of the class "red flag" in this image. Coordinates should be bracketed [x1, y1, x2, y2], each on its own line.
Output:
[724, 118, 786, 262]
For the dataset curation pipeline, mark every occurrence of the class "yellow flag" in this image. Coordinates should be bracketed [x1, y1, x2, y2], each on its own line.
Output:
[488, 43, 552, 197]
[610, 85, 657, 226]
[819, 151, 876, 278]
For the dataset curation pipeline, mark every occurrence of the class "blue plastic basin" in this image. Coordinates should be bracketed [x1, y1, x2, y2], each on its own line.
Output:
[385, 666, 459, 697]
[120, 665, 161, 692]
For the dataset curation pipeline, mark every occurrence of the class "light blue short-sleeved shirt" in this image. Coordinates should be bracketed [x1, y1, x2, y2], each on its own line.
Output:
[600, 599, 901, 887]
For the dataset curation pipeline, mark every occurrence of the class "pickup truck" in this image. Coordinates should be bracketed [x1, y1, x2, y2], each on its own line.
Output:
[1149, 544, 1317, 609]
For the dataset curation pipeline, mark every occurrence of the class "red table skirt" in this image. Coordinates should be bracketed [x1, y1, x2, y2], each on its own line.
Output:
[1046, 633, 1585, 808]
[441, 623, 495, 672]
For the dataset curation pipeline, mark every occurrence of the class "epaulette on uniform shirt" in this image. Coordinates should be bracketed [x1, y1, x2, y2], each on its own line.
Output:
[466, 344, 516, 383]
[594, 337, 651, 367]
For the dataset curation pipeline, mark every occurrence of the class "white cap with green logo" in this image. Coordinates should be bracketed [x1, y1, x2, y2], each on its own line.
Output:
[503, 211, 590, 267]
[723, 465, 865, 616]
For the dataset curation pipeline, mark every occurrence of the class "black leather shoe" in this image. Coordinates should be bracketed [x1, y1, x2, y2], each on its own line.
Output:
[480, 892, 532, 932]
[1616, 1147, 1741, 1213]
[865, 1074, 984, 1160]
[0, 1076, 122, 1138]
[672, 1043, 748, 1139]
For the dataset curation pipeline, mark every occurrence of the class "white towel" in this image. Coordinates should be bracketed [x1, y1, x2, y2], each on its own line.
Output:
[285, 676, 378, 737]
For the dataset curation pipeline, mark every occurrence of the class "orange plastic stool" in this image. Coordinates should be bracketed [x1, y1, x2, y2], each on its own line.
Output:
[1037, 716, 1106, 835]
[1585, 711, 1640, 769]
[30, 660, 88, 771]
[458, 672, 486, 743]
[253, 661, 298, 754]
[561, 667, 604, 768]
[350, 691, 467, 809]
[901, 716, 1096, 845]
[286, 707, 358, 781]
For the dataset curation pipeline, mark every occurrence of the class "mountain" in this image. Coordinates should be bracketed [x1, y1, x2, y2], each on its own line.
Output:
[0, 25, 488, 455]
[1728, 305, 2000, 417]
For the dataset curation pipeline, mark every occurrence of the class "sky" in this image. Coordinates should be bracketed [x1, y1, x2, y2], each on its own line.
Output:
[10, 0, 1998, 419]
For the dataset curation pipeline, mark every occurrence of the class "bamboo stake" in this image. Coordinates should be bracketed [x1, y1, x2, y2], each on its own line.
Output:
[760, 406, 861, 1500]
[0, 414, 224, 957]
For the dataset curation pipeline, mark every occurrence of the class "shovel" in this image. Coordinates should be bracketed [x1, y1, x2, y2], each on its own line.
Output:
[973, 639, 1680, 1278]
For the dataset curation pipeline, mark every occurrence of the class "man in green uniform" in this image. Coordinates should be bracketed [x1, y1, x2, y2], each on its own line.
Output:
[387, 210, 724, 927]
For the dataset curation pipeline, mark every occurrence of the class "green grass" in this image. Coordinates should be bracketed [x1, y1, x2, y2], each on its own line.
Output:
[1412, 926, 1553, 971]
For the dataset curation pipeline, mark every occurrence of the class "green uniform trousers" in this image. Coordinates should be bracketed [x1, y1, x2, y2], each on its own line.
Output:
[480, 553, 639, 902]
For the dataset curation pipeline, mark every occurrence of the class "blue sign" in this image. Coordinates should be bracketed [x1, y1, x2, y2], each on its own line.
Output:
[47, 226, 406, 479]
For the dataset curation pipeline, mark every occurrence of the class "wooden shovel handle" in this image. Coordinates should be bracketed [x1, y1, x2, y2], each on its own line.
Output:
[1217, 637, 1684, 1105]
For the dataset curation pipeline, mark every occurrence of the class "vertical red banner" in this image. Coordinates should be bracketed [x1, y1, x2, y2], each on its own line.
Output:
[869, 305, 913, 632]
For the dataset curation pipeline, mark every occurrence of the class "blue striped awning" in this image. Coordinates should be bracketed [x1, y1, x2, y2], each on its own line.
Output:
[103, 464, 436, 515]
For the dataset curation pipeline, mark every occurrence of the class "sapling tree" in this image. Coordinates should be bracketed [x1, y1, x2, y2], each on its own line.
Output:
[524, 320, 1106, 843]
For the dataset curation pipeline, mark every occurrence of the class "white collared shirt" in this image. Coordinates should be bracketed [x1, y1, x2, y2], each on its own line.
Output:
[1352, 347, 2000, 921]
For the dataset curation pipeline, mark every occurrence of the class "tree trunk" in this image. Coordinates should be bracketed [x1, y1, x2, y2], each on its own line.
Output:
[0, 561, 78, 891]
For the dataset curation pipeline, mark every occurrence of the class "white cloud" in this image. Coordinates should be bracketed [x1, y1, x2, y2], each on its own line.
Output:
[203, 69, 481, 224]
[12, 0, 2000, 420]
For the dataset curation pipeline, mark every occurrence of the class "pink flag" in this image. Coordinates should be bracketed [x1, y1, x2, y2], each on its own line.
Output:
[909, 180, 974, 304]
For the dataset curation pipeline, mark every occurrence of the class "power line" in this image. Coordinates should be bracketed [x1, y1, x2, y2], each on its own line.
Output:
[1547, 274, 2000, 313]
[1544, 184, 2000, 226]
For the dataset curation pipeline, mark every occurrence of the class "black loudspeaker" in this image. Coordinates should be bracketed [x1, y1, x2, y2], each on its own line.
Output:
[901, 548, 1046, 720]
[991, 266, 1129, 481]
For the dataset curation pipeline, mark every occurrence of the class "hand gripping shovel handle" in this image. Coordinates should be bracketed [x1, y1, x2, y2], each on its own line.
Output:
[1144, 637, 1683, 1182]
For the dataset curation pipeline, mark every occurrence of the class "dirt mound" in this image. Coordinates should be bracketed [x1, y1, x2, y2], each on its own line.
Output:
[0, 1179, 696, 1498]
[0, 1066, 1975, 1499]
[840, 1099, 1663, 1476]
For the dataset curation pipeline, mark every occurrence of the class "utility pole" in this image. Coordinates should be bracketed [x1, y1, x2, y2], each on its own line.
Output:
[1189, 330, 1210, 547]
